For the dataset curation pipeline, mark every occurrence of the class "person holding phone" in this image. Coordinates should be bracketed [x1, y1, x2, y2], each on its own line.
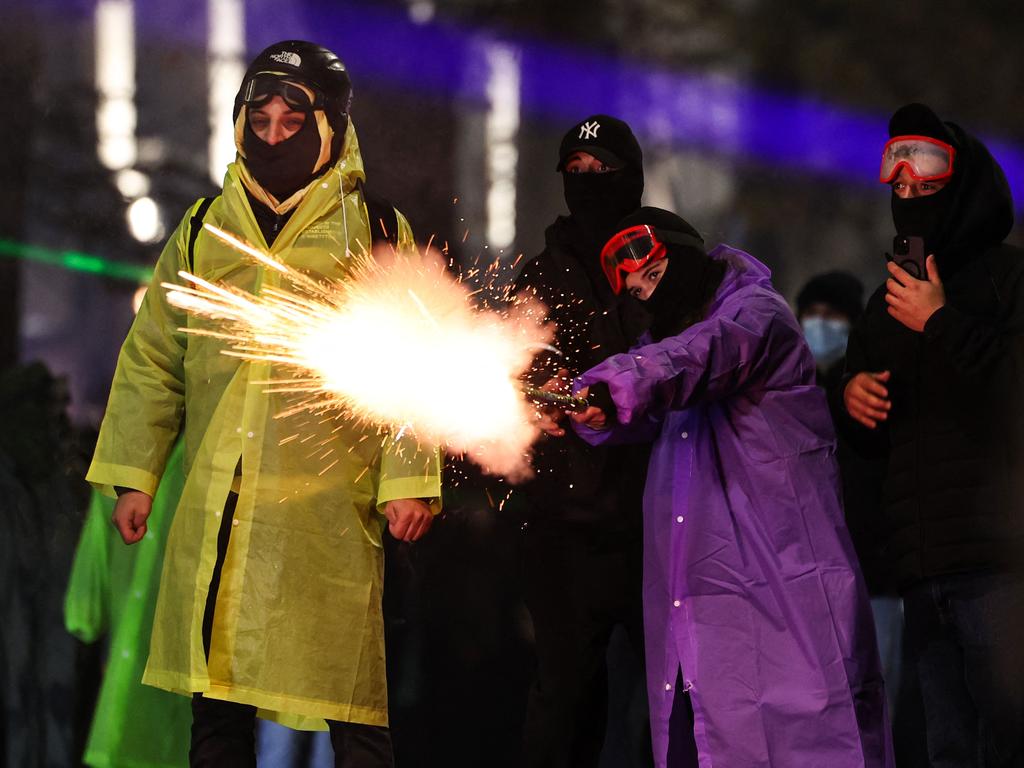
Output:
[836, 103, 1024, 766]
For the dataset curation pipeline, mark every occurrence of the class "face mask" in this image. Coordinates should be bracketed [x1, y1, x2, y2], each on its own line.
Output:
[243, 113, 323, 201]
[562, 167, 644, 248]
[642, 248, 722, 341]
[801, 316, 850, 368]
[891, 180, 956, 256]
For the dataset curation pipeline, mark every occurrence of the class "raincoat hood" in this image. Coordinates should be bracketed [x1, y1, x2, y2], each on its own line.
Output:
[87, 113, 439, 729]
[232, 118, 365, 218]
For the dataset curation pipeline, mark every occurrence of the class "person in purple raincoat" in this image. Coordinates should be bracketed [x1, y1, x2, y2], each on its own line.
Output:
[571, 207, 893, 768]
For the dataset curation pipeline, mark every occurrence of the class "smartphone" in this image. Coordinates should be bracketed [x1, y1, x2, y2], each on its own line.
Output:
[891, 235, 927, 280]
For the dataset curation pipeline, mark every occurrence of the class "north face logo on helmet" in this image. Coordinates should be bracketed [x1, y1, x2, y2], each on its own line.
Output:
[269, 51, 302, 67]
[578, 121, 600, 140]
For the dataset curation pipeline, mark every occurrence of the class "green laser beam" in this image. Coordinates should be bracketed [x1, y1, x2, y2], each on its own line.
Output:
[0, 239, 153, 283]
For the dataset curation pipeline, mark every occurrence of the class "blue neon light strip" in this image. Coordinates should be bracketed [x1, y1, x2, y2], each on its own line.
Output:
[248, 0, 1024, 210]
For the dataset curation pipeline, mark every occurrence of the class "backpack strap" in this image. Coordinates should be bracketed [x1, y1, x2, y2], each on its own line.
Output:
[357, 180, 400, 248]
[187, 196, 216, 273]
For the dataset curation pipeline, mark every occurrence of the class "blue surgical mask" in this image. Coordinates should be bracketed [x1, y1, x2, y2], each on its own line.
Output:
[801, 316, 850, 368]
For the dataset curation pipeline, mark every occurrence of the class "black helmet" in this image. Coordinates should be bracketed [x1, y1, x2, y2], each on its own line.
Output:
[234, 40, 352, 151]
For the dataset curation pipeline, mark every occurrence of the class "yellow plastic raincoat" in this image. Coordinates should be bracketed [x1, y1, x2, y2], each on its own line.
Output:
[87, 121, 441, 728]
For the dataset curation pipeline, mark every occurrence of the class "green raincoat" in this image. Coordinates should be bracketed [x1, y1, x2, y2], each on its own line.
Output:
[87, 121, 441, 728]
[65, 440, 190, 768]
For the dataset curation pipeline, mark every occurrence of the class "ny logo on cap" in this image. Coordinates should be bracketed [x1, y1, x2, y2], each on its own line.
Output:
[270, 51, 302, 67]
[578, 121, 601, 140]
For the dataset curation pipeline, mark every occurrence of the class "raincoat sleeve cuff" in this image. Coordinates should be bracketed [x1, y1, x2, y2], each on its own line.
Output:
[376, 476, 442, 515]
[86, 462, 160, 500]
[572, 415, 660, 446]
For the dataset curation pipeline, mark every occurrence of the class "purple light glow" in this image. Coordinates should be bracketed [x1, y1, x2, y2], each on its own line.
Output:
[250, 0, 1024, 210]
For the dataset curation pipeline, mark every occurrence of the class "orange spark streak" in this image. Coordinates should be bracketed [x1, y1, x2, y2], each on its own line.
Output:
[165, 234, 552, 478]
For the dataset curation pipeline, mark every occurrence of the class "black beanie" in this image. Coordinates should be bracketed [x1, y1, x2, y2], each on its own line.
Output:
[612, 207, 705, 249]
[608, 207, 718, 341]
[888, 103, 957, 146]
[556, 114, 643, 171]
[795, 271, 864, 322]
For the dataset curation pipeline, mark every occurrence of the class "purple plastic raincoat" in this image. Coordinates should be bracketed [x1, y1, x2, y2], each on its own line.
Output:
[575, 247, 893, 768]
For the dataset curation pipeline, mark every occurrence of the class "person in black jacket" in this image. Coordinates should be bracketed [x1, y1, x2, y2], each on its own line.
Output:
[836, 103, 1024, 767]
[511, 115, 652, 767]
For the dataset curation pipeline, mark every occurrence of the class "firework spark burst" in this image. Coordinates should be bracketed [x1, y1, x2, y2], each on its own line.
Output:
[164, 224, 552, 478]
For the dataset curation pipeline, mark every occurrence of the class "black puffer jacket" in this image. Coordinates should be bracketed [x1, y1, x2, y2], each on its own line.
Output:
[512, 216, 649, 527]
[836, 123, 1024, 590]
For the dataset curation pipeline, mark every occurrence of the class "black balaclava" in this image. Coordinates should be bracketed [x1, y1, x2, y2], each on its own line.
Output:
[242, 113, 324, 201]
[887, 102, 1014, 276]
[888, 103, 959, 256]
[558, 115, 644, 253]
[612, 207, 725, 341]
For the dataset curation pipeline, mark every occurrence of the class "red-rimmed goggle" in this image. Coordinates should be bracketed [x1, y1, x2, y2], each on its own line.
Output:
[879, 135, 955, 184]
[600, 224, 704, 295]
[241, 73, 325, 112]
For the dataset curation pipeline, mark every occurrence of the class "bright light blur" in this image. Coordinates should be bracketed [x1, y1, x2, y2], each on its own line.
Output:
[95, 0, 137, 171]
[485, 43, 520, 251]
[207, 0, 246, 184]
[115, 168, 150, 198]
[165, 230, 552, 478]
[127, 196, 164, 243]
[408, 0, 435, 24]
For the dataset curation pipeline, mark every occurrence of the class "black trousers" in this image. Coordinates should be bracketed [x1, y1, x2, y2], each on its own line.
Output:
[190, 493, 394, 768]
[521, 522, 649, 768]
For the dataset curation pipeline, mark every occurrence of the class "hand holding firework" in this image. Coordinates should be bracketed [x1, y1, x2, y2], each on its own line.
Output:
[569, 386, 609, 430]
[521, 368, 588, 437]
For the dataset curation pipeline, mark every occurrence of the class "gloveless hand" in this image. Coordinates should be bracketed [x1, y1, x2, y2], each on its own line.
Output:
[111, 490, 153, 545]
[885, 255, 945, 332]
[384, 498, 434, 542]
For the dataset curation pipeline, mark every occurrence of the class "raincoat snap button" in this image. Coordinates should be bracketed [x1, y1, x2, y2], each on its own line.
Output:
[676, 516, 684, 523]
[665, 682, 672, 691]
[232, 519, 239, 527]
[681, 432, 689, 439]
[322, 182, 329, 189]
[247, 431, 254, 438]
[673, 600, 681, 607]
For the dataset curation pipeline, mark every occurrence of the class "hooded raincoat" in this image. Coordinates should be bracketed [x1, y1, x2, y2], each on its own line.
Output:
[66, 440, 190, 767]
[575, 246, 892, 767]
[87, 121, 441, 728]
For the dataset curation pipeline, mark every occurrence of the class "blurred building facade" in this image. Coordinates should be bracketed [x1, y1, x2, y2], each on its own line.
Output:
[1, 0, 1021, 425]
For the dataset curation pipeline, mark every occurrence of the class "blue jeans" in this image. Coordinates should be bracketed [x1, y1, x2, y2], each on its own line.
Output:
[902, 571, 1024, 768]
[871, 596, 904, 713]
[257, 720, 333, 768]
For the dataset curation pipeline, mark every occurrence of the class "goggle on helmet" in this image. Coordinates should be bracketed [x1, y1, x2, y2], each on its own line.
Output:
[879, 135, 956, 184]
[241, 72, 326, 113]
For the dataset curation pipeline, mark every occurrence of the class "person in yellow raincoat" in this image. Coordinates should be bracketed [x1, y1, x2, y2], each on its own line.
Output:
[87, 40, 441, 767]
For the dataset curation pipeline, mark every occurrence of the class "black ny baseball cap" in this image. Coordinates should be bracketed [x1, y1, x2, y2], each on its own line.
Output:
[556, 114, 643, 171]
